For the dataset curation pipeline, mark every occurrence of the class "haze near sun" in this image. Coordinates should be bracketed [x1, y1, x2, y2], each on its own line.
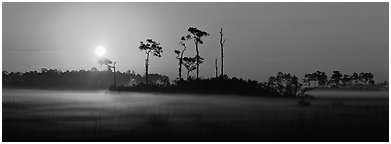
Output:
[95, 46, 106, 57]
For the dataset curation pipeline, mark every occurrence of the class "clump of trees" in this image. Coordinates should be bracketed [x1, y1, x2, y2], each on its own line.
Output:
[303, 71, 328, 87]
[182, 56, 204, 80]
[303, 70, 380, 90]
[186, 27, 210, 79]
[174, 27, 209, 80]
[2, 69, 169, 90]
[268, 72, 301, 96]
[174, 34, 192, 81]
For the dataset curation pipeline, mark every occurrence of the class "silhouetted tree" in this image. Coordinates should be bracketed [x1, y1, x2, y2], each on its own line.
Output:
[342, 74, 350, 87]
[304, 73, 317, 87]
[304, 74, 311, 88]
[369, 79, 375, 85]
[359, 72, 374, 85]
[331, 71, 342, 86]
[367, 73, 374, 84]
[219, 28, 226, 76]
[175, 35, 192, 81]
[317, 71, 328, 87]
[174, 50, 182, 79]
[359, 72, 365, 84]
[379, 80, 388, 88]
[350, 72, 359, 84]
[98, 58, 117, 87]
[366, 73, 374, 85]
[268, 76, 277, 91]
[139, 39, 163, 85]
[182, 57, 196, 80]
[311, 72, 319, 87]
[183, 56, 204, 80]
[269, 72, 300, 96]
[187, 27, 209, 79]
[215, 58, 218, 77]
[292, 75, 299, 95]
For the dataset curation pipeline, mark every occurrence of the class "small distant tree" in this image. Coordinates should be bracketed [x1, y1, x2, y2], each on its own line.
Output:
[268, 76, 277, 90]
[98, 58, 117, 87]
[311, 72, 318, 87]
[365, 72, 374, 85]
[292, 75, 300, 95]
[331, 71, 342, 87]
[359, 73, 365, 84]
[342, 74, 350, 87]
[187, 27, 209, 79]
[317, 71, 328, 87]
[350, 72, 359, 84]
[304, 73, 315, 88]
[369, 79, 375, 85]
[139, 39, 163, 85]
[269, 72, 299, 96]
[359, 72, 374, 85]
[183, 56, 204, 80]
[380, 80, 388, 87]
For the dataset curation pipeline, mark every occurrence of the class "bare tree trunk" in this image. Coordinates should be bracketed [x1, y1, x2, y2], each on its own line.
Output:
[215, 59, 218, 77]
[179, 46, 186, 81]
[219, 28, 225, 76]
[113, 62, 116, 87]
[195, 42, 199, 80]
[187, 70, 190, 80]
[178, 59, 182, 81]
[145, 53, 149, 85]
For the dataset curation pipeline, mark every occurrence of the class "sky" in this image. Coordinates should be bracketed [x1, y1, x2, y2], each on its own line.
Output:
[2, 2, 389, 82]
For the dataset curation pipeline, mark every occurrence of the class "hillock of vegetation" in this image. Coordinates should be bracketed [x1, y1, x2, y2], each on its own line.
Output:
[111, 75, 283, 97]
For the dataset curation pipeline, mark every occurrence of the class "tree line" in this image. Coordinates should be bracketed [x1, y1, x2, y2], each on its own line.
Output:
[2, 68, 387, 96]
[130, 26, 387, 94]
[2, 68, 169, 90]
[302, 71, 379, 88]
[3, 26, 388, 96]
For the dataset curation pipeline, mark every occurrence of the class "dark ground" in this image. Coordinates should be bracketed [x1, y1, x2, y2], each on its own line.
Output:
[2, 89, 389, 142]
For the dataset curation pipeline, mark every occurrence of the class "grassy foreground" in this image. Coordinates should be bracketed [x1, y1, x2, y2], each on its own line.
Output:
[2, 89, 388, 142]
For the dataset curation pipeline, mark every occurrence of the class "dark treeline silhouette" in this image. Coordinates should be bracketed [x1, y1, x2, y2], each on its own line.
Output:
[302, 70, 387, 90]
[3, 26, 388, 95]
[112, 70, 387, 97]
[114, 75, 281, 97]
[2, 68, 169, 90]
[2, 68, 388, 96]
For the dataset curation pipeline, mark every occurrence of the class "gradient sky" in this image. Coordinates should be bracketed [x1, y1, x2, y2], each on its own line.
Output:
[3, 2, 389, 82]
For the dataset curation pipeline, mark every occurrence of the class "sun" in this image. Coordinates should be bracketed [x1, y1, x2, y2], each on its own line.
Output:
[95, 46, 106, 57]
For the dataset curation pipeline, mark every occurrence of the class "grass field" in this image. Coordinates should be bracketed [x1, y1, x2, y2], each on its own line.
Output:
[2, 89, 389, 142]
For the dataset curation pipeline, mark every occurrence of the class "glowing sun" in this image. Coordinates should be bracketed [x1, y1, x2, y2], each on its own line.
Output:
[95, 46, 106, 57]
